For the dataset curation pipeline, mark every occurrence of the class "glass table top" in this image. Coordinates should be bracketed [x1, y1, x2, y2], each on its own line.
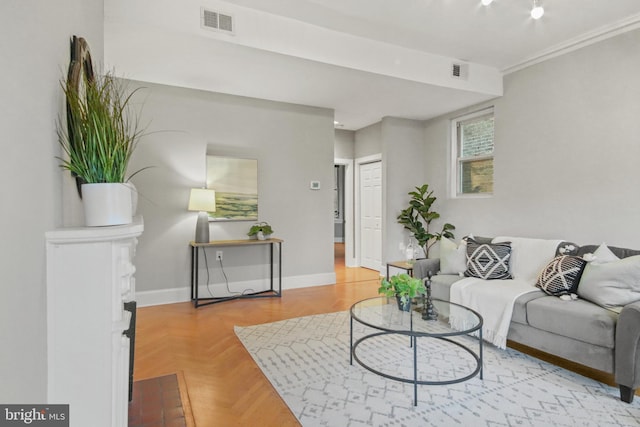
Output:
[350, 296, 482, 337]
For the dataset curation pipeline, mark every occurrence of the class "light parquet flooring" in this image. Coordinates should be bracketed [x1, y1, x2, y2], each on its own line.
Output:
[134, 243, 380, 426]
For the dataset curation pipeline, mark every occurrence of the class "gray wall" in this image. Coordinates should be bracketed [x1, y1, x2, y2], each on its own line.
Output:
[424, 29, 640, 248]
[0, 0, 104, 402]
[334, 129, 355, 159]
[355, 122, 382, 158]
[381, 117, 428, 261]
[351, 117, 427, 269]
[127, 82, 336, 297]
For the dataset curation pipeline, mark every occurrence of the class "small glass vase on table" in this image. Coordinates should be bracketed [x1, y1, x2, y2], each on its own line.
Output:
[405, 237, 419, 265]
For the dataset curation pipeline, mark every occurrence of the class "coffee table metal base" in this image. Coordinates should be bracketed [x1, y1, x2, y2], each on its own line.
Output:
[349, 312, 483, 406]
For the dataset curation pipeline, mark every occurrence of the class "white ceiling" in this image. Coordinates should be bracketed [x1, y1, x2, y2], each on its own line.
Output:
[105, 0, 640, 130]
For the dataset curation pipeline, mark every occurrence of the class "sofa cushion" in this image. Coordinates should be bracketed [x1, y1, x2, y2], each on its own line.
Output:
[511, 291, 546, 325]
[465, 239, 512, 280]
[535, 255, 587, 297]
[430, 273, 546, 325]
[578, 255, 640, 313]
[526, 296, 617, 348]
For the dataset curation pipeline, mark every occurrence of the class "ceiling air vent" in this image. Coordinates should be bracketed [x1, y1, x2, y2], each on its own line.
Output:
[452, 63, 469, 80]
[201, 8, 234, 34]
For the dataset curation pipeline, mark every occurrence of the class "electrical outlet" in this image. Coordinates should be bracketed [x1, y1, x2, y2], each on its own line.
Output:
[216, 251, 223, 261]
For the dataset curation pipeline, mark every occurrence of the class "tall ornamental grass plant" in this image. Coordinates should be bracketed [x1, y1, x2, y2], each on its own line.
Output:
[57, 71, 145, 183]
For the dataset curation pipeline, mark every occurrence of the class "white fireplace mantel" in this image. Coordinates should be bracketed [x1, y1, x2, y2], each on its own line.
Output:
[46, 216, 143, 427]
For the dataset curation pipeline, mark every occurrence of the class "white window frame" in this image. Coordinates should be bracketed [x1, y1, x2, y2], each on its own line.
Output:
[450, 107, 495, 198]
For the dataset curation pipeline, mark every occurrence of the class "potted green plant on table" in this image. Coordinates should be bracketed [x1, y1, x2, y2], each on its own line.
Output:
[378, 273, 425, 311]
[57, 38, 146, 226]
[247, 222, 274, 240]
[397, 184, 455, 258]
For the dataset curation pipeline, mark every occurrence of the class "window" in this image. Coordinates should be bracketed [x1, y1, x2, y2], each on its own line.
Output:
[452, 108, 494, 196]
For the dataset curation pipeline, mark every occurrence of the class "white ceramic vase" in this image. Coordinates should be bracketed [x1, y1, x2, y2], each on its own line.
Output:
[82, 183, 133, 226]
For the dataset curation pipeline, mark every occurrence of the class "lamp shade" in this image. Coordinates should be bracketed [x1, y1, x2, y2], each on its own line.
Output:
[188, 188, 216, 212]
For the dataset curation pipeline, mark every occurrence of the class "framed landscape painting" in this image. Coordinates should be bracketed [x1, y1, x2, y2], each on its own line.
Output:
[206, 155, 258, 221]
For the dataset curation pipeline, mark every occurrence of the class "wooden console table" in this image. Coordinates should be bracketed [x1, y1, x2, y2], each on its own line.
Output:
[190, 238, 283, 308]
[386, 260, 414, 279]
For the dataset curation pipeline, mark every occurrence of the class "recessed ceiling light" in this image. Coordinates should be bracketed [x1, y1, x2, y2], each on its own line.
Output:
[531, 0, 544, 19]
[481, 0, 493, 6]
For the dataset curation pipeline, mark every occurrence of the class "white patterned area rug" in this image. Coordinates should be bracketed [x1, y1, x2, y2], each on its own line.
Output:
[235, 311, 640, 427]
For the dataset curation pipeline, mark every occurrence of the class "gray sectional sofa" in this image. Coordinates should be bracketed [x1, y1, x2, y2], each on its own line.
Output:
[412, 236, 640, 403]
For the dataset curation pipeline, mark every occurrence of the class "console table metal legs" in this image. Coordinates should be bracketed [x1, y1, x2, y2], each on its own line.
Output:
[190, 239, 283, 308]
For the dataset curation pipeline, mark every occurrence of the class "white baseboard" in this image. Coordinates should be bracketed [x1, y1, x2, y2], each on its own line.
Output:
[136, 272, 337, 307]
[137, 287, 192, 307]
[345, 258, 358, 268]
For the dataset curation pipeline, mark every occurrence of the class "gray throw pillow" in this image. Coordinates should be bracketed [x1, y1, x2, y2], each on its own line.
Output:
[577, 255, 640, 313]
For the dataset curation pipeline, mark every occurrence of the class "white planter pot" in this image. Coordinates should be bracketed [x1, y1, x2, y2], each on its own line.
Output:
[81, 183, 133, 226]
[124, 182, 138, 216]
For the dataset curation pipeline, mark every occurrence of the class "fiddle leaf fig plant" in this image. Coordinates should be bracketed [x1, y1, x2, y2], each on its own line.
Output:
[397, 184, 455, 258]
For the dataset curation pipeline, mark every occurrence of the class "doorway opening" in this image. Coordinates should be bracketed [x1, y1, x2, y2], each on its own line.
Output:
[334, 164, 345, 245]
[334, 158, 355, 269]
[334, 242, 380, 284]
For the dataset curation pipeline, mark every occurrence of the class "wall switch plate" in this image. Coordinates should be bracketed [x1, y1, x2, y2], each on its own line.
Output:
[310, 180, 321, 190]
[216, 251, 223, 260]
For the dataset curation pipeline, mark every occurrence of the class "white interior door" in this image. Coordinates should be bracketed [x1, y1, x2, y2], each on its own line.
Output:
[359, 160, 382, 270]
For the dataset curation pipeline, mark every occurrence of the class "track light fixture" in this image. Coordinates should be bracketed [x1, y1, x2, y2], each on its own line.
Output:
[531, 0, 544, 19]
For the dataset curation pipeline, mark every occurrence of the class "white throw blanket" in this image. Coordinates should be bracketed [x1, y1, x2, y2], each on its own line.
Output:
[449, 277, 539, 349]
[492, 237, 563, 282]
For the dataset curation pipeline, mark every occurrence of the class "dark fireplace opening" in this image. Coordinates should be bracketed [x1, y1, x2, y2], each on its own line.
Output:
[124, 301, 137, 402]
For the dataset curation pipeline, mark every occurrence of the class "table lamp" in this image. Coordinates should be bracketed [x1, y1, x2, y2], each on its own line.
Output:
[188, 188, 216, 243]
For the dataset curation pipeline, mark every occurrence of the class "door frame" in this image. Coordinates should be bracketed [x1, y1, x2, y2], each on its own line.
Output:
[354, 154, 382, 269]
[334, 158, 355, 267]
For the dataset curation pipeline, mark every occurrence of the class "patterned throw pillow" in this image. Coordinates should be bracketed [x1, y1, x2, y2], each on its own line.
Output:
[536, 255, 587, 296]
[465, 239, 512, 280]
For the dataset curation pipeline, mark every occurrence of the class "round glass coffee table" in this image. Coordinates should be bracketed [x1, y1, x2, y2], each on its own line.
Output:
[349, 296, 483, 405]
